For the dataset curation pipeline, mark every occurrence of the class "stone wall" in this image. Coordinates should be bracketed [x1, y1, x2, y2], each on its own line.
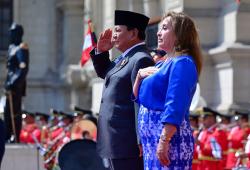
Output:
[1, 144, 45, 170]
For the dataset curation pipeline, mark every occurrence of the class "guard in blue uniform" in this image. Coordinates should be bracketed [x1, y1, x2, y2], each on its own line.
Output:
[3, 23, 29, 143]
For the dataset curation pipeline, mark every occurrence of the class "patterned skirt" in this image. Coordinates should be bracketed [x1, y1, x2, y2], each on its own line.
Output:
[138, 105, 194, 170]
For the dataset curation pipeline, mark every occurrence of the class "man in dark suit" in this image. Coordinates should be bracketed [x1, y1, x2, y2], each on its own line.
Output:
[4, 23, 29, 143]
[90, 10, 155, 170]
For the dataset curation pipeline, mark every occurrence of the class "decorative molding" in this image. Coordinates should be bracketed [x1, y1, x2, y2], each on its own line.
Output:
[209, 43, 250, 66]
[56, 0, 84, 11]
[184, 7, 221, 18]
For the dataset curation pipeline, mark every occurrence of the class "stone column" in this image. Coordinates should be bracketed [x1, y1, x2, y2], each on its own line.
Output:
[236, 0, 250, 43]
[143, 0, 162, 17]
[56, 0, 84, 68]
[13, 0, 20, 21]
[131, 0, 144, 12]
[103, 0, 116, 29]
[161, 0, 183, 12]
[208, 44, 250, 111]
[206, 0, 250, 111]
[183, 0, 221, 48]
[91, 0, 104, 35]
[116, 0, 130, 10]
[104, 0, 118, 59]
[66, 64, 92, 110]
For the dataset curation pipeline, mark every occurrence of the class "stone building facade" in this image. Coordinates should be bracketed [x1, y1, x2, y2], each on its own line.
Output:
[0, 0, 250, 114]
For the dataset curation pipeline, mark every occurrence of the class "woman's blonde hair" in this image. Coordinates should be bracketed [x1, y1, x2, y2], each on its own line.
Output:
[163, 11, 203, 75]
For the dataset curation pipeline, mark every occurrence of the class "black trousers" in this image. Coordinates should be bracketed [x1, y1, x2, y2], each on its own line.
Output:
[108, 157, 143, 170]
[3, 92, 22, 142]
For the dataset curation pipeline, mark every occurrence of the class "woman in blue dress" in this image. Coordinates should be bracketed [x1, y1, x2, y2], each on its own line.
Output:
[133, 11, 203, 170]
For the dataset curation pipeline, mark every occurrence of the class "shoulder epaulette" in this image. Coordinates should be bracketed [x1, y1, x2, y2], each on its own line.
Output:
[20, 42, 29, 49]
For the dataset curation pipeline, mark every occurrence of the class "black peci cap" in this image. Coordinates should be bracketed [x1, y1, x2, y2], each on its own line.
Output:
[115, 10, 149, 32]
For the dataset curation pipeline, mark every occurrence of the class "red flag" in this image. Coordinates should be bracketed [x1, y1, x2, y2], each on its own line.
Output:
[80, 20, 97, 66]
[235, 0, 240, 4]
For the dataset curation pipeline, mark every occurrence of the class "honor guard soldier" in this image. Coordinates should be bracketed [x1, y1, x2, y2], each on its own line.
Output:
[48, 110, 73, 146]
[226, 110, 250, 169]
[47, 109, 63, 144]
[19, 111, 41, 144]
[196, 107, 226, 170]
[219, 112, 233, 127]
[189, 112, 201, 170]
[53, 111, 73, 150]
[215, 112, 234, 168]
[3, 23, 29, 143]
[58, 111, 74, 137]
[43, 110, 73, 170]
[36, 112, 50, 145]
[36, 112, 50, 127]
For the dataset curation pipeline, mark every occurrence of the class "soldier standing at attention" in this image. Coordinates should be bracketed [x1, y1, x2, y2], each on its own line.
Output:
[4, 23, 29, 143]
[197, 107, 226, 170]
[226, 111, 250, 169]
[189, 112, 201, 170]
[19, 111, 41, 144]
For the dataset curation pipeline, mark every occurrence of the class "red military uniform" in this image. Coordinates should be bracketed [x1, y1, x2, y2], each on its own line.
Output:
[216, 126, 229, 168]
[226, 125, 250, 169]
[192, 129, 200, 170]
[44, 124, 71, 170]
[20, 123, 41, 144]
[197, 126, 225, 170]
[44, 126, 65, 170]
[242, 134, 250, 168]
[189, 112, 201, 170]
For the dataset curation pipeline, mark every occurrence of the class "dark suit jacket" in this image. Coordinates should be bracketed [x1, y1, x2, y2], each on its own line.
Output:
[90, 44, 154, 159]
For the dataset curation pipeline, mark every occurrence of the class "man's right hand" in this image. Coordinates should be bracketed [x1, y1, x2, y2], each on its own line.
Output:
[97, 28, 114, 53]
